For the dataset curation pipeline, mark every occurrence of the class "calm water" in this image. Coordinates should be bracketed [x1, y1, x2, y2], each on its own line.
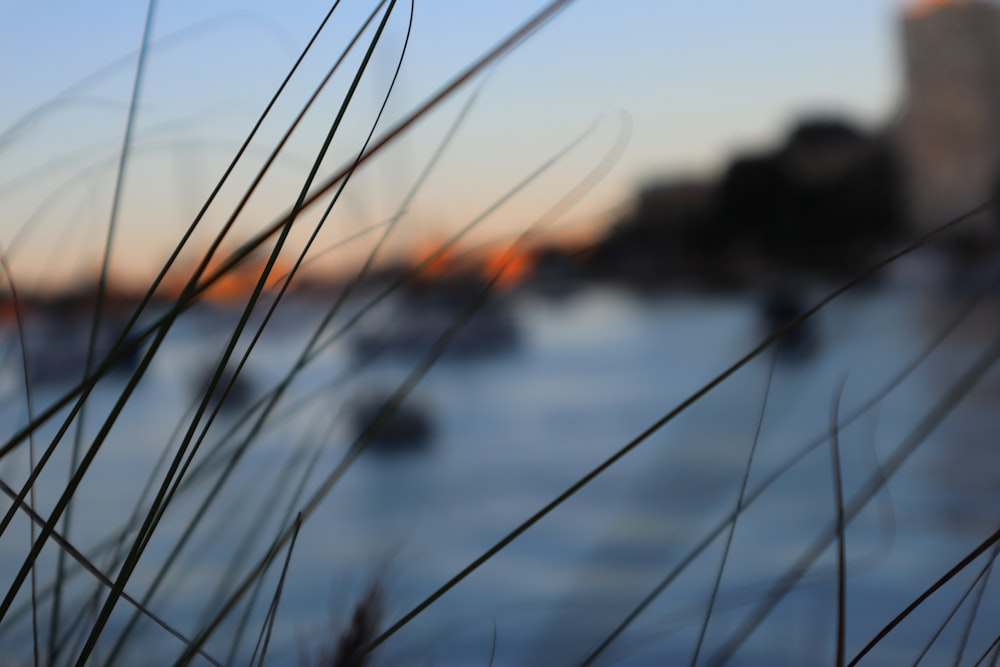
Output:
[1, 285, 998, 665]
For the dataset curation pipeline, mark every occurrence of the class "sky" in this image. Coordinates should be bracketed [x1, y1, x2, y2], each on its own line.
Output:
[0, 0, 920, 291]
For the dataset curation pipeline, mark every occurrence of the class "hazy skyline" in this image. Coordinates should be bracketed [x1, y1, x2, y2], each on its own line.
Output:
[0, 1, 915, 290]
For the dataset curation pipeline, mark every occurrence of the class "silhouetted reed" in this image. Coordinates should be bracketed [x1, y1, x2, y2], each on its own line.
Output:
[1, 1, 999, 666]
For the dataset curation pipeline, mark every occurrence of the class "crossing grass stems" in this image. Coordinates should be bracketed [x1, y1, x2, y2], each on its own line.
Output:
[1, 1, 999, 665]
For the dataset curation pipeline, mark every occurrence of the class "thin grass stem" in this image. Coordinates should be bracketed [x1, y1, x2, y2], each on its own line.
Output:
[951, 544, 998, 667]
[912, 545, 998, 665]
[0, 252, 40, 666]
[0, 0, 577, 464]
[173, 115, 605, 663]
[371, 200, 994, 655]
[0, 479, 223, 665]
[76, 5, 402, 663]
[52, 3, 157, 659]
[686, 353, 777, 667]
[848, 526, 1000, 666]
[831, 376, 848, 667]
[222, 444, 328, 664]
[248, 513, 302, 667]
[708, 332, 1000, 666]
[972, 631, 1000, 667]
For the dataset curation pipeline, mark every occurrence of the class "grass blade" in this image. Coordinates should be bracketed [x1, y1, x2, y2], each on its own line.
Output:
[52, 2, 157, 660]
[0, 480, 223, 666]
[0, 251, 41, 666]
[689, 354, 776, 667]
[848, 527, 1000, 667]
[707, 331, 1000, 666]
[912, 545, 998, 665]
[172, 117, 604, 663]
[951, 544, 997, 667]
[248, 514, 302, 667]
[0, 0, 579, 465]
[71, 4, 404, 663]
[577, 262, 999, 667]
[830, 377, 848, 667]
[371, 200, 994, 656]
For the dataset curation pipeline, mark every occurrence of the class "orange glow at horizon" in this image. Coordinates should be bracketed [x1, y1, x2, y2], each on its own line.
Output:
[907, 0, 963, 18]
[482, 246, 534, 287]
[411, 238, 540, 289]
[413, 240, 463, 279]
[158, 256, 293, 303]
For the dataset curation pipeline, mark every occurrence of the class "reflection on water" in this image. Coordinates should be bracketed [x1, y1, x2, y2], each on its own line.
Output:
[0, 286, 998, 665]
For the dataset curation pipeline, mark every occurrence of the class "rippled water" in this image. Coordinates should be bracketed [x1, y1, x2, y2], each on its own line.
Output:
[1, 285, 998, 665]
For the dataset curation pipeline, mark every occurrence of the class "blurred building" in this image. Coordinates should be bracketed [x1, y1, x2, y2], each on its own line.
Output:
[584, 179, 719, 286]
[716, 118, 902, 273]
[584, 115, 903, 288]
[897, 0, 1000, 235]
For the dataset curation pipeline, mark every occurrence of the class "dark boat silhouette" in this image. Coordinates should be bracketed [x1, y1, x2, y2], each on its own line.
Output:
[6, 313, 142, 388]
[348, 389, 434, 453]
[351, 297, 518, 363]
[761, 287, 817, 359]
[192, 365, 253, 412]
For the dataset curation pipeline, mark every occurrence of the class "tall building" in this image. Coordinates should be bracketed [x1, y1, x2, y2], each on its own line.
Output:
[897, 0, 1000, 234]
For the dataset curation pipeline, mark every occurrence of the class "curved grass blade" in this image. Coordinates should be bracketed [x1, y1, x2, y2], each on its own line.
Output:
[0, 8, 389, 607]
[164, 69, 499, 490]
[0, 0, 578, 464]
[0, 12, 297, 153]
[370, 201, 995, 655]
[248, 514, 302, 667]
[579, 262, 1000, 666]
[0, 0, 360, 467]
[952, 545, 997, 667]
[0, 0, 365, 573]
[15, 354, 373, 649]
[220, 444, 328, 664]
[151, 0, 415, 517]
[848, 526, 1000, 667]
[70, 4, 403, 663]
[0, 480, 223, 666]
[706, 333, 1000, 666]
[685, 354, 776, 667]
[912, 545, 998, 665]
[103, 4, 413, 654]
[54, 398, 202, 661]
[269, 36, 505, 340]
[172, 111, 610, 665]
[53, 2, 158, 658]
[0, 367, 347, 642]
[0, 0, 375, 644]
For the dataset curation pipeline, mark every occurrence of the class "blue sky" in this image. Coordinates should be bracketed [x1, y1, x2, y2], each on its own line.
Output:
[0, 0, 912, 289]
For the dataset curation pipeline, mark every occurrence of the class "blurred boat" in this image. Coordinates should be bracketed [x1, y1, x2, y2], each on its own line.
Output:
[2, 312, 142, 389]
[351, 295, 519, 363]
[761, 286, 817, 358]
[191, 364, 254, 413]
[348, 389, 433, 453]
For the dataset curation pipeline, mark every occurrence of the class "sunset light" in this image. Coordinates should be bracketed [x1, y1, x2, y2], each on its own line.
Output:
[2, 4, 995, 666]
